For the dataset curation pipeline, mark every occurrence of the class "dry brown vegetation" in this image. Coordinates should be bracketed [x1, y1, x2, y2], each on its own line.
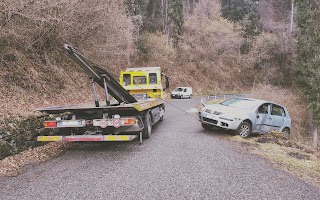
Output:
[257, 0, 293, 33]
[0, 142, 70, 176]
[135, 1, 294, 95]
[0, 0, 134, 118]
[0, 0, 295, 117]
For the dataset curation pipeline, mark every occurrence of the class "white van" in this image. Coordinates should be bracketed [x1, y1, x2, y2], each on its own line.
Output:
[171, 87, 193, 99]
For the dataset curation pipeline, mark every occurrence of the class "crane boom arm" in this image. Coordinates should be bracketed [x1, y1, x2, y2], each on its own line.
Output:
[64, 44, 137, 104]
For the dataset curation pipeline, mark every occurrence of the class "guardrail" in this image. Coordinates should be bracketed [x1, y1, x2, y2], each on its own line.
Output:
[200, 93, 293, 107]
[200, 94, 253, 107]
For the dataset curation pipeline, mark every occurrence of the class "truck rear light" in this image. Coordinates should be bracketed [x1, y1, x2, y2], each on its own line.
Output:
[123, 118, 136, 125]
[44, 121, 57, 128]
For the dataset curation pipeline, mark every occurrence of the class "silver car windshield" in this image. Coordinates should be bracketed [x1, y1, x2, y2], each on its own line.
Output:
[175, 88, 183, 92]
[220, 98, 260, 110]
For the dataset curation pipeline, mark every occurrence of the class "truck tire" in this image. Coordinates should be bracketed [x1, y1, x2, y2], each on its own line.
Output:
[142, 113, 152, 139]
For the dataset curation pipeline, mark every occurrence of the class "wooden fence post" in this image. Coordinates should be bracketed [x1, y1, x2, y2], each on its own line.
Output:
[309, 110, 318, 148]
[314, 126, 318, 149]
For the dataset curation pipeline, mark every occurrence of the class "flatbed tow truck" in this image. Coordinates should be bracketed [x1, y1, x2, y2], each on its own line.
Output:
[36, 44, 169, 144]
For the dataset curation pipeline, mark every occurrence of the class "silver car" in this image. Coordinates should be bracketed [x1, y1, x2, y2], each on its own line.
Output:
[199, 98, 291, 138]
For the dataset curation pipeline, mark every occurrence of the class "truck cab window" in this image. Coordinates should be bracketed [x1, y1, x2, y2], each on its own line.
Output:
[149, 73, 157, 84]
[123, 74, 131, 86]
[133, 76, 147, 85]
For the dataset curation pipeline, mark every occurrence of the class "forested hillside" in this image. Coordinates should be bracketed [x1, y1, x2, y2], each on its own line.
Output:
[0, 0, 296, 116]
[0, 0, 319, 156]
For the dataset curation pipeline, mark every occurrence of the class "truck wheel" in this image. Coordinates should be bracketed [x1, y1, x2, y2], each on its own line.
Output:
[142, 114, 152, 139]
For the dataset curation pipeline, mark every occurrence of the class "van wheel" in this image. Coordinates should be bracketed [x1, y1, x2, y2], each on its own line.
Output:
[189, 94, 192, 99]
[237, 121, 251, 138]
[142, 113, 152, 139]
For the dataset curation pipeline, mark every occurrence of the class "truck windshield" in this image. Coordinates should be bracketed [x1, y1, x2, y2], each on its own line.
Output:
[175, 88, 183, 92]
[133, 76, 147, 85]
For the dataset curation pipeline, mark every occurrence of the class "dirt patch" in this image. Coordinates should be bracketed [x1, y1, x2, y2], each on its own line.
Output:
[287, 152, 311, 160]
[240, 142, 252, 147]
[239, 141, 259, 147]
[256, 137, 280, 144]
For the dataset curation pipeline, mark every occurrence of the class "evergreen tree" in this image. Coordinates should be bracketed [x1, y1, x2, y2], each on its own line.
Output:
[124, 0, 148, 16]
[295, 0, 320, 123]
[169, 0, 184, 47]
[221, 0, 260, 37]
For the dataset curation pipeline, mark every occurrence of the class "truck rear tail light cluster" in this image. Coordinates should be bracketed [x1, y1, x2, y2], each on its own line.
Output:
[123, 118, 136, 125]
[43, 121, 57, 128]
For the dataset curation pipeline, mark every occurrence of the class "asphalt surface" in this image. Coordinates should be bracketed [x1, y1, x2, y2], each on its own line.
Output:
[1, 97, 320, 200]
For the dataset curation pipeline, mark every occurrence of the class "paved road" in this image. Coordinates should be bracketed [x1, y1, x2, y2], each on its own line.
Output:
[1, 97, 319, 200]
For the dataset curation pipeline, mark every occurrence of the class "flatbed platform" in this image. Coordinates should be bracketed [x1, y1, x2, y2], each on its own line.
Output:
[37, 98, 164, 114]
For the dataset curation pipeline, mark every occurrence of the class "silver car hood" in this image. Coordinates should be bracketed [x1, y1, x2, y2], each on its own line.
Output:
[204, 104, 249, 116]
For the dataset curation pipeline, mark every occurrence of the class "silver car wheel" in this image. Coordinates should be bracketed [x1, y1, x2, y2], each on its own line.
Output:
[238, 122, 251, 138]
[282, 128, 290, 140]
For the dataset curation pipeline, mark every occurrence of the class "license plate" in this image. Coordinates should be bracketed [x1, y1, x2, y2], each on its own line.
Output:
[58, 121, 82, 127]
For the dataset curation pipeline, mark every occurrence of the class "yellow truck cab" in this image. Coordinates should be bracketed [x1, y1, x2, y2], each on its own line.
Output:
[119, 67, 169, 99]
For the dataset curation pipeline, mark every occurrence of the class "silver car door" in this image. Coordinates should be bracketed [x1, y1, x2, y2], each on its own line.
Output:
[254, 103, 273, 133]
[271, 104, 287, 131]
